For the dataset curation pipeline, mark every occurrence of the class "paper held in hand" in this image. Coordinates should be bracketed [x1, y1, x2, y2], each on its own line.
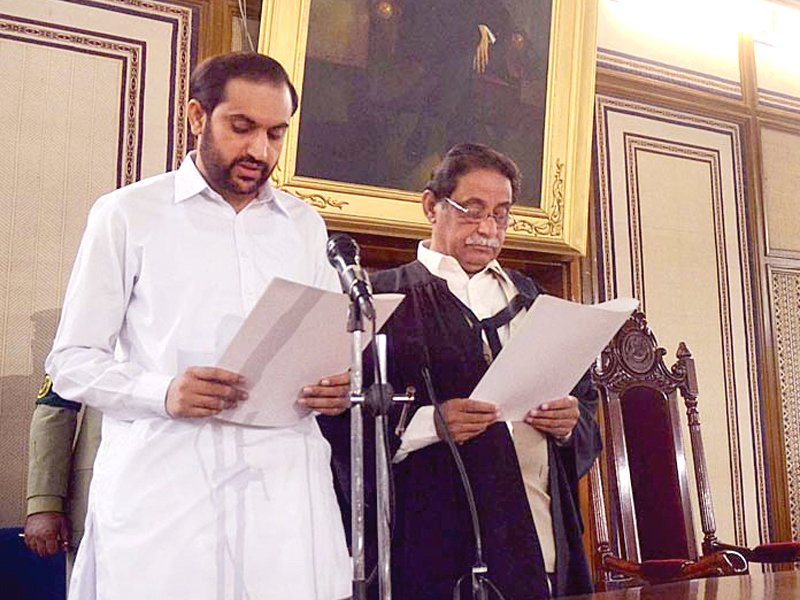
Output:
[471, 295, 639, 422]
[215, 277, 404, 427]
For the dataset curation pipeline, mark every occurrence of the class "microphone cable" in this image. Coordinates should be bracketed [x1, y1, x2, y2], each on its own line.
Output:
[421, 367, 507, 600]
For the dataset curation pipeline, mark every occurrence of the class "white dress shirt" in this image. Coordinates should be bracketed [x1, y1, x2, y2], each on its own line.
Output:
[47, 155, 351, 600]
[395, 241, 556, 571]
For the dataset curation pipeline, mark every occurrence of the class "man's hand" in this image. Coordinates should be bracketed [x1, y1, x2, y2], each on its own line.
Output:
[435, 398, 499, 444]
[166, 367, 247, 418]
[524, 395, 579, 440]
[24, 512, 70, 557]
[298, 371, 351, 416]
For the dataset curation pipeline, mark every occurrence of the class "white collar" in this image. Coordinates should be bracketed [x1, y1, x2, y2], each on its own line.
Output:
[173, 152, 287, 215]
[416, 240, 511, 285]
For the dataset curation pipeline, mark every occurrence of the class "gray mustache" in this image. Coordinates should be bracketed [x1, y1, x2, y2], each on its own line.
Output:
[465, 235, 501, 249]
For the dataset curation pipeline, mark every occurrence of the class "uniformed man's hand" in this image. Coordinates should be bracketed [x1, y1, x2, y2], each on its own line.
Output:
[524, 395, 579, 441]
[436, 398, 499, 444]
[24, 511, 70, 557]
[165, 367, 248, 418]
[298, 371, 351, 416]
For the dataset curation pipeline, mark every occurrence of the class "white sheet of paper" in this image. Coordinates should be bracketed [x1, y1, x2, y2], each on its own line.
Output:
[471, 295, 639, 421]
[215, 277, 404, 427]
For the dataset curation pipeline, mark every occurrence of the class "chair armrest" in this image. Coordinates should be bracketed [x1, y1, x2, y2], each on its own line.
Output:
[639, 559, 688, 582]
[680, 551, 747, 578]
[710, 540, 800, 564]
[601, 551, 746, 585]
[601, 554, 645, 579]
[749, 542, 800, 563]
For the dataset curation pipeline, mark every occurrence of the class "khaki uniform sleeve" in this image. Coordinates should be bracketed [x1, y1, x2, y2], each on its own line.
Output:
[26, 403, 79, 516]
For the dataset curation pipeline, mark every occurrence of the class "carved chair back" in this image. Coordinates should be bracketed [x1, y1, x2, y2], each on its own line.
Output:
[591, 311, 702, 565]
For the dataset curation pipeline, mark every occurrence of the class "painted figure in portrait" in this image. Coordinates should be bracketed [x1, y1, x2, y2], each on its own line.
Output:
[296, 0, 552, 207]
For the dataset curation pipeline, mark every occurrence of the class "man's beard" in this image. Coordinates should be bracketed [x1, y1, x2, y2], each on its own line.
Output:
[199, 125, 274, 197]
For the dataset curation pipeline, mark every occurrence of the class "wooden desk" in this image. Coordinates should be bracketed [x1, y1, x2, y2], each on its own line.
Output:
[563, 571, 800, 600]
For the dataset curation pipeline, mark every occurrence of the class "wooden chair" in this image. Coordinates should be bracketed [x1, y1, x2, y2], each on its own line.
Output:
[588, 311, 750, 588]
[680, 349, 800, 566]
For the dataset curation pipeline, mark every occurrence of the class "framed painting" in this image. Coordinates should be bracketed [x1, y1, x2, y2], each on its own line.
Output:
[259, 0, 597, 254]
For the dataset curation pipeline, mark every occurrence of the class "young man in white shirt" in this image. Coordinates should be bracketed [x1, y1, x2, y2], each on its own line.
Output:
[47, 52, 351, 600]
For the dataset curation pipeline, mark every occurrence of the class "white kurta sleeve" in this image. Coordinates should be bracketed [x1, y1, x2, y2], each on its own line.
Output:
[45, 196, 172, 421]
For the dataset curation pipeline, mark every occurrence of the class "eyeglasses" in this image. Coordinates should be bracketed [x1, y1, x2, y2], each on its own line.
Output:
[441, 197, 514, 229]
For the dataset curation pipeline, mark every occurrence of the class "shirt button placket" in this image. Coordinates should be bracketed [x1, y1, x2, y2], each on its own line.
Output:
[234, 213, 256, 311]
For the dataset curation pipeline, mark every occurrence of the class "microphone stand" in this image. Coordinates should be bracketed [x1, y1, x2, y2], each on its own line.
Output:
[372, 335, 392, 598]
[348, 302, 413, 600]
[348, 302, 368, 600]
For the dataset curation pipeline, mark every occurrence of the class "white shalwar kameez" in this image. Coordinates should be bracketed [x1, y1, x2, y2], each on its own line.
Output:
[46, 156, 352, 600]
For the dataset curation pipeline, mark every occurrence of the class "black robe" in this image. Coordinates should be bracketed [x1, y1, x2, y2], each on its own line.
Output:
[321, 261, 601, 599]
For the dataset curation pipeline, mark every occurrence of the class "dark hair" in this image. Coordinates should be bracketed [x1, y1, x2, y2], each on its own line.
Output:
[425, 143, 522, 204]
[189, 52, 299, 116]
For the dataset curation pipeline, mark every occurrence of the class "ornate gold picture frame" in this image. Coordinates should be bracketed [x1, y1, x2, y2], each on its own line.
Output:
[260, 0, 597, 255]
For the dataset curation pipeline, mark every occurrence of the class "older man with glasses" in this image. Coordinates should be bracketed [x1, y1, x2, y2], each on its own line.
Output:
[324, 143, 601, 599]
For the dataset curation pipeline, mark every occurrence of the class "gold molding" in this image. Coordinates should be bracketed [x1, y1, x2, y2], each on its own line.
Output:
[272, 163, 348, 210]
[260, 0, 597, 254]
[294, 190, 349, 211]
[511, 158, 565, 238]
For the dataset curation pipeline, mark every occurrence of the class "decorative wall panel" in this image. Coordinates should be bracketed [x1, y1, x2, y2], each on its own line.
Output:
[595, 96, 768, 549]
[597, 0, 741, 98]
[754, 2, 800, 114]
[769, 268, 800, 540]
[760, 127, 800, 256]
[0, 0, 196, 527]
[755, 43, 800, 114]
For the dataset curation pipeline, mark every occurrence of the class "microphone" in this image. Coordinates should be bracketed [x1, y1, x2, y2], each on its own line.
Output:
[327, 233, 375, 320]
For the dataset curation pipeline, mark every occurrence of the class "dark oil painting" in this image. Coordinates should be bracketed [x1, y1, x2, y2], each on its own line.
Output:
[295, 0, 552, 208]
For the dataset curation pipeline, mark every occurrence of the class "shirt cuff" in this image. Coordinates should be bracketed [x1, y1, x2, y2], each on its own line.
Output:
[132, 371, 174, 418]
[553, 430, 573, 445]
[27, 495, 65, 515]
[394, 406, 440, 463]
[478, 24, 497, 44]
